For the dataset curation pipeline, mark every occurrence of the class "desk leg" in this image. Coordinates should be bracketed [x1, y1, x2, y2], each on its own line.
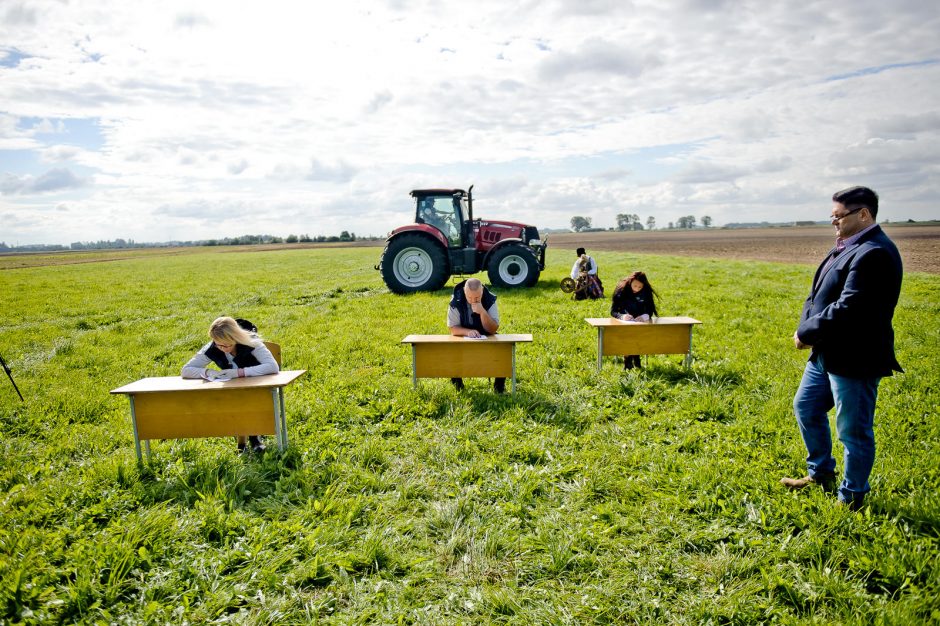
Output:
[685, 326, 694, 368]
[144, 440, 151, 461]
[511, 344, 517, 394]
[411, 345, 417, 388]
[271, 388, 284, 452]
[597, 329, 604, 372]
[129, 396, 142, 464]
[279, 387, 288, 449]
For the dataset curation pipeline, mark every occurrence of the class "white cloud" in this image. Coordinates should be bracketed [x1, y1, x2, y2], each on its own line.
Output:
[0, 0, 937, 244]
[1, 168, 87, 194]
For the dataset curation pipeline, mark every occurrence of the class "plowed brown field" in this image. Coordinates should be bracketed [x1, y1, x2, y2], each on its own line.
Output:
[3, 225, 936, 273]
[550, 225, 940, 274]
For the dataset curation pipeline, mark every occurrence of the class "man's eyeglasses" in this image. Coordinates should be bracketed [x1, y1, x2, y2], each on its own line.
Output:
[830, 206, 865, 223]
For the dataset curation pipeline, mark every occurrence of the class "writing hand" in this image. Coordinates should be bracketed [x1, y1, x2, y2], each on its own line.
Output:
[216, 369, 238, 381]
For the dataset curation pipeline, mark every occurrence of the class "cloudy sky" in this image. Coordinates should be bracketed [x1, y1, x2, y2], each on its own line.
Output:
[1, 0, 938, 245]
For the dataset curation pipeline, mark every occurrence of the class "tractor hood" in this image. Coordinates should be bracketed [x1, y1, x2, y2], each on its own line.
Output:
[478, 219, 529, 231]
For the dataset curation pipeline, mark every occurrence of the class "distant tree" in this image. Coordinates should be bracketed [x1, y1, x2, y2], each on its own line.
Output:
[339, 230, 352, 241]
[285, 234, 298, 243]
[668, 221, 674, 229]
[570, 216, 592, 232]
[702, 215, 712, 228]
[646, 216, 656, 231]
[617, 213, 643, 231]
[677, 215, 697, 229]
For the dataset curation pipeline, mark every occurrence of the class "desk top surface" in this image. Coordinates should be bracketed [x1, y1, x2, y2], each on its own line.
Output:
[585, 316, 701, 327]
[402, 334, 533, 344]
[110, 370, 307, 395]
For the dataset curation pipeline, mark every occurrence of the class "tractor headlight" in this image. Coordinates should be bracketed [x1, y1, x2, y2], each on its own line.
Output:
[528, 239, 542, 247]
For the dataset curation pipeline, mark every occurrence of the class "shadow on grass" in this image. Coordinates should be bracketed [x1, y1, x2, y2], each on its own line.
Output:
[414, 380, 597, 433]
[642, 362, 745, 387]
[134, 443, 314, 510]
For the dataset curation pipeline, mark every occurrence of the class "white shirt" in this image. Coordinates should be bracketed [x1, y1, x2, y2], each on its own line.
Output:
[571, 256, 597, 280]
[181, 341, 280, 379]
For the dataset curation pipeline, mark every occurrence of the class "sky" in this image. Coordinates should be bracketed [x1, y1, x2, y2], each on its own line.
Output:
[1, 0, 938, 246]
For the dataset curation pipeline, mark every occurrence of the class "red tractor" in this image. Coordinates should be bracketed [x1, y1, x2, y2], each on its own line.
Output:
[377, 186, 547, 294]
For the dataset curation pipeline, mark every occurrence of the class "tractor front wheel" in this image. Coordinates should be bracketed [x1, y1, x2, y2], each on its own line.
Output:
[381, 234, 449, 294]
[487, 244, 540, 288]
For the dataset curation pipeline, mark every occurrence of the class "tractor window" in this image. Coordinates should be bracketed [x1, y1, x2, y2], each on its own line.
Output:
[420, 197, 462, 246]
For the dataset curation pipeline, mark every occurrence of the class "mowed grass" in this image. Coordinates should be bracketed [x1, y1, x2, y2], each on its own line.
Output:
[0, 246, 938, 624]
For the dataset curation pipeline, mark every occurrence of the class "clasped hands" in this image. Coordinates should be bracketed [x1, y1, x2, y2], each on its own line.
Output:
[616, 313, 650, 322]
[201, 368, 241, 381]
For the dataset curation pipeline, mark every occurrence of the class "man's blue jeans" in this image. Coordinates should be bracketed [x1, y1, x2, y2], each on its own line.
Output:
[793, 357, 881, 505]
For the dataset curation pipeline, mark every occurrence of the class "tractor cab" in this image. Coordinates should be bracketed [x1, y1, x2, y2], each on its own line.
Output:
[413, 190, 467, 248]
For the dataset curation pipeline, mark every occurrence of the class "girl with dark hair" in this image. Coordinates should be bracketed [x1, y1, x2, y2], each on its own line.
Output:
[610, 271, 659, 369]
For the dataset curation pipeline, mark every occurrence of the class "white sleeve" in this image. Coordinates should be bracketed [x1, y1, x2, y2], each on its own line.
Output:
[487, 302, 500, 325]
[447, 306, 461, 328]
[588, 257, 598, 275]
[181, 342, 213, 378]
[570, 260, 580, 280]
[243, 342, 280, 376]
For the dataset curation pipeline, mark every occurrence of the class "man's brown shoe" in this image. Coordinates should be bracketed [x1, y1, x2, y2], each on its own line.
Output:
[781, 474, 837, 493]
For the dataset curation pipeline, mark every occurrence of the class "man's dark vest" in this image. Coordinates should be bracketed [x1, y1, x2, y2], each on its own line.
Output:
[449, 280, 497, 335]
[204, 343, 261, 370]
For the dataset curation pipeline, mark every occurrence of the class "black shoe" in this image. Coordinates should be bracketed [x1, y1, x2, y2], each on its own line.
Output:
[624, 357, 635, 370]
[839, 494, 865, 512]
[451, 378, 465, 392]
[493, 378, 506, 394]
[237, 441, 248, 454]
[248, 435, 266, 454]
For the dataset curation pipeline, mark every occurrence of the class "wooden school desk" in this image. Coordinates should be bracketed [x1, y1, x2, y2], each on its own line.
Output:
[402, 334, 533, 393]
[585, 317, 702, 370]
[110, 370, 306, 462]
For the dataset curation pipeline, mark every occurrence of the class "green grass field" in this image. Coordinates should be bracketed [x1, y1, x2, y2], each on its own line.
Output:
[1, 247, 938, 624]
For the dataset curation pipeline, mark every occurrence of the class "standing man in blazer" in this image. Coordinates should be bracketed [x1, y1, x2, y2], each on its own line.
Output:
[781, 186, 903, 511]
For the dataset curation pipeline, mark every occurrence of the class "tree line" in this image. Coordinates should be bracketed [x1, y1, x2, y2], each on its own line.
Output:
[569, 214, 712, 232]
[0, 231, 383, 253]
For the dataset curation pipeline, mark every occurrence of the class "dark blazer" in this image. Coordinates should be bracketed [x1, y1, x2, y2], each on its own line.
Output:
[797, 224, 903, 378]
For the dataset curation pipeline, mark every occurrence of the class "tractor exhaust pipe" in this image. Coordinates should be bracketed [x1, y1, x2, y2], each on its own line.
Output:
[467, 184, 473, 222]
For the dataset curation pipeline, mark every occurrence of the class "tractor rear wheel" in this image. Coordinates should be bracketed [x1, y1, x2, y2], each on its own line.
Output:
[381, 234, 449, 293]
[487, 244, 540, 288]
